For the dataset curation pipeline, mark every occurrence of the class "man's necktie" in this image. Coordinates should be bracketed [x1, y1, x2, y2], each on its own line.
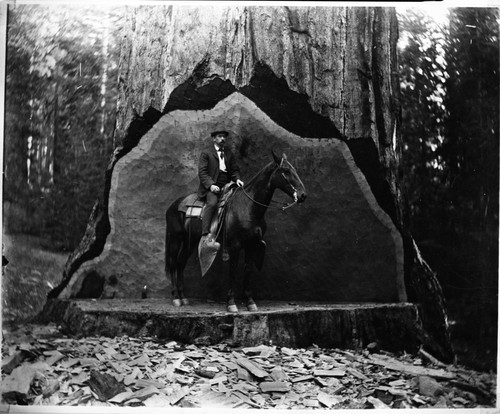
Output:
[219, 148, 224, 160]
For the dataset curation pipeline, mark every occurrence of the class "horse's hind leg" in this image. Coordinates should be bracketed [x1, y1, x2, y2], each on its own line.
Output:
[166, 237, 182, 307]
[176, 243, 193, 306]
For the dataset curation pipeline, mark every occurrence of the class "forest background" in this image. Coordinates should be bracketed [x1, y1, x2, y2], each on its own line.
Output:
[2, 4, 498, 372]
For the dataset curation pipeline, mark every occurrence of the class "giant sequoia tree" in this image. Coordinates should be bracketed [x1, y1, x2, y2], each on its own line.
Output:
[48, 6, 453, 361]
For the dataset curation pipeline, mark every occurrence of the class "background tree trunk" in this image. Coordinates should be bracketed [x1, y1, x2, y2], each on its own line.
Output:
[54, 5, 452, 361]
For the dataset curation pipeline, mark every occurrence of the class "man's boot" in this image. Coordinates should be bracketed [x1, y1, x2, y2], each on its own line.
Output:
[202, 233, 221, 250]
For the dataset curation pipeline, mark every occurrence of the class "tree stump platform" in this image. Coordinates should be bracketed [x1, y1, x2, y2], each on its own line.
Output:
[39, 299, 423, 353]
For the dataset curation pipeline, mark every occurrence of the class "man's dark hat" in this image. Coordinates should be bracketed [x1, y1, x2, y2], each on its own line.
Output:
[211, 130, 229, 137]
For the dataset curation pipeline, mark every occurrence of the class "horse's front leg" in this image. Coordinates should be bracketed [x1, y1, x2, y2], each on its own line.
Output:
[227, 249, 240, 313]
[244, 247, 258, 312]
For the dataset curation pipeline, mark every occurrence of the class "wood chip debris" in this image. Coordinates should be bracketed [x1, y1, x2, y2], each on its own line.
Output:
[0, 323, 496, 409]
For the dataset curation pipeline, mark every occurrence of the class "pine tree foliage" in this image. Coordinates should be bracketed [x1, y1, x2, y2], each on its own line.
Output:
[399, 8, 498, 298]
[398, 8, 498, 367]
[4, 4, 125, 250]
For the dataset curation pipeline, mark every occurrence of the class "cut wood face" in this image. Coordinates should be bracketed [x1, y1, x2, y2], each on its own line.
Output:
[59, 92, 405, 303]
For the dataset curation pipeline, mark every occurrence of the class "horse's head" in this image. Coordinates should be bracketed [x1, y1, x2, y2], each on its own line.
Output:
[271, 151, 307, 204]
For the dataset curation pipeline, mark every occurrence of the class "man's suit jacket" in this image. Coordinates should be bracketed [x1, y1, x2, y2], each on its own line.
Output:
[197, 145, 241, 198]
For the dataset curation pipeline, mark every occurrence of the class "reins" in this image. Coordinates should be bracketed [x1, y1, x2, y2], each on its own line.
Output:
[240, 187, 297, 211]
[239, 160, 299, 211]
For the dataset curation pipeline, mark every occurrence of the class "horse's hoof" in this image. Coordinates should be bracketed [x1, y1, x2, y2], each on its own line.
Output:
[181, 298, 190, 306]
[173, 299, 182, 307]
[247, 303, 258, 312]
[227, 304, 239, 313]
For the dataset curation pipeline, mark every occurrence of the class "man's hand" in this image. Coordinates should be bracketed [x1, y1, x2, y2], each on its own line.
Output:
[210, 184, 220, 193]
[236, 179, 244, 187]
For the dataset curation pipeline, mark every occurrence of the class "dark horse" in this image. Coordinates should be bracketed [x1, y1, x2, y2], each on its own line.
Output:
[165, 151, 307, 312]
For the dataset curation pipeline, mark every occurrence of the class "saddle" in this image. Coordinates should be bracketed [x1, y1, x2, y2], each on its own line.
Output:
[178, 182, 236, 235]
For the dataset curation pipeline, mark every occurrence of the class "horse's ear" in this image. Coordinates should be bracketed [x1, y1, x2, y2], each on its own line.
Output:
[272, 150, 281, 165]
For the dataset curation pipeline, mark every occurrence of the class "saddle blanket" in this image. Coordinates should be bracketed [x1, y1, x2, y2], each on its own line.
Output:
[178, 184, 236, 218]
[178, 194, 204, 218]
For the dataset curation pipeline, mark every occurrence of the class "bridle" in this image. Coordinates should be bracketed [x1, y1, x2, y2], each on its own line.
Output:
[240, 158, 299, 211]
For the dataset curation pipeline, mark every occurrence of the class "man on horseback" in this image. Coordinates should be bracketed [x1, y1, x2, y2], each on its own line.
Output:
[198, 129, 244, 247]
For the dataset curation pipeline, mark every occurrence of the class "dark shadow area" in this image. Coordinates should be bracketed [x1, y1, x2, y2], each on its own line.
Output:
[239, 61, 343, 139]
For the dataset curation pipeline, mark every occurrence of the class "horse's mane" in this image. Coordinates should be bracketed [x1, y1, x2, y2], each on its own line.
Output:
[242, 161, 276, 189]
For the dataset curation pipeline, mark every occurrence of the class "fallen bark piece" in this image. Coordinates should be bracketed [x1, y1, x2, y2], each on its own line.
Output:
[412, 395, 428, 405]
[124, 398, 142, 406]
[235, 358, 268, 379]
[368, 396, 391, 409]
[88, 369, 127, 401]
[129, 385, 160, 401]
[313, 369, 346, 377]
[1, 362, 50, 403]
[44, 350, 65, 366]
[259, 382, 291, 393]
[270, 366, 289, 382]
[281, 347, 297, 356]
[135, 378, 165, 389]
[317, 391, 341, 408]
[369, 356, 455, 380]
[242, 345, 275, 356]
[449, 380, 492, 399]
[452, 396, 470, 405]
[70, 371, 90, 385]
[376, 385, 409, 398]
[59, 358, 80, 370]
[314, 377, 329, 387]
[433, 395, 449, 408]
[388, 379, 407, 387]
[220, 361, 239, 371]
[123, 371, 137, 386]
[185, 351, 204, 359]
[108, 361, 127, 374]
[42, 379, 60, 398]
[108, 391, 134, 404]
[419, 347, 447, 367]
[196, 368, 216, 379]
[198, 390, 238, 407]
[193, 336, 212, 346]
[167, 386, 190, 405]
[2, 351, 28, 374]
[316, 377, 343, 392]
[232, 390, 261, 408]
[251, 393, 267, 406]
[143, 393, 171, 407]
[237, 367, 252, 381]
[347, 367, 369, 381]
[129, 354, 149, 367]
[287, 359, 304, 369]
[79, 358, 98, 368]
[208, 375, 227, 385]
[418, 375, 445, 397]
[291, 374, 314, 383]
[303, 399, 320, 408]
